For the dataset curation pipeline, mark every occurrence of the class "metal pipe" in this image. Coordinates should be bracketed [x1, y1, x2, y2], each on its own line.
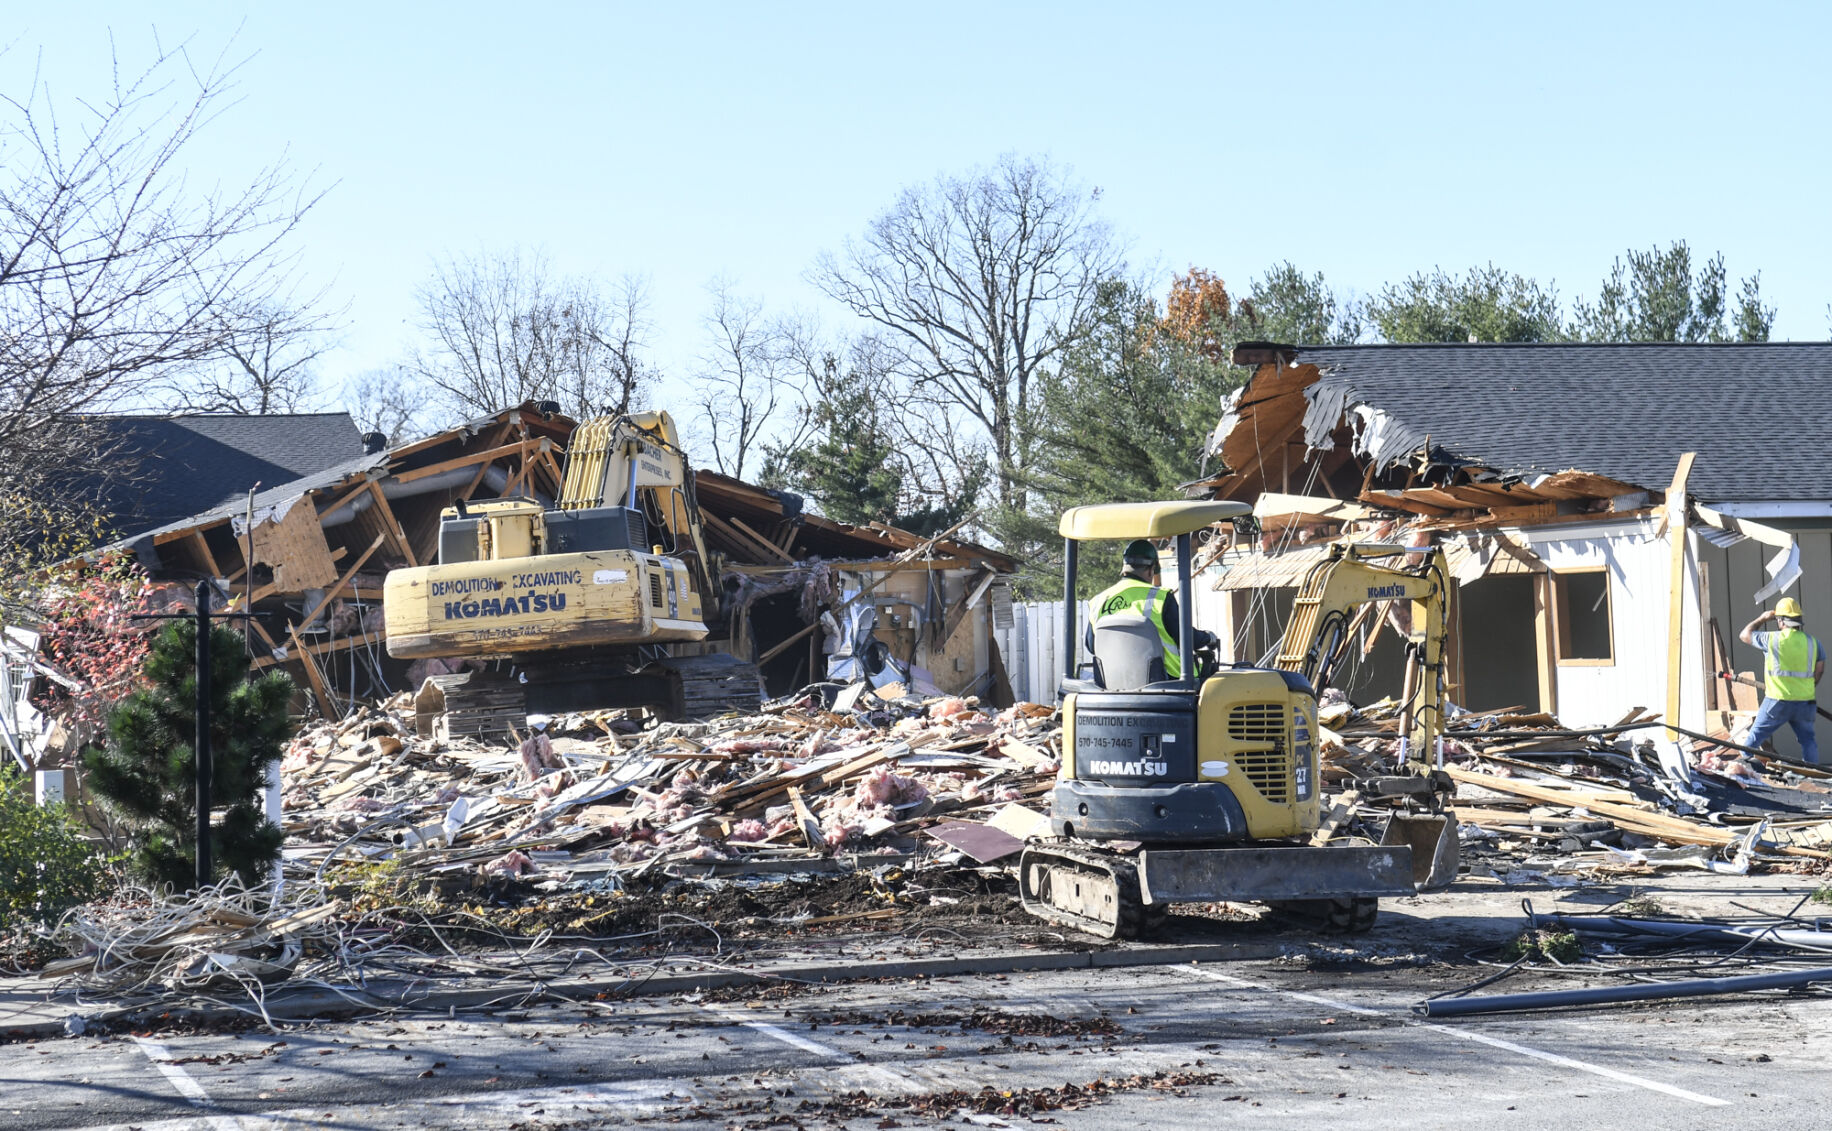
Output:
[1176, 532, 1194, 685]
[1061, 539, 1079, 691]
[318, 466, 523, 526]
[1416, 964, 1832, 1018]
[1533, 913, 1832, 953]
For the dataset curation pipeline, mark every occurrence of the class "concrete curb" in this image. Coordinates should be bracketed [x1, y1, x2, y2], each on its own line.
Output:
[0, 941, 1288, 1040]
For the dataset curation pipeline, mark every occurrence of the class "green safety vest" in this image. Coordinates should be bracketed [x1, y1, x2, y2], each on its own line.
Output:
[1762, 628, 1821, 701]
[1090, 578, 1181, 679]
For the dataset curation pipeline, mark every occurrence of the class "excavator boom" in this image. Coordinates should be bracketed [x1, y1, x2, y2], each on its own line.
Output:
[1276, 541, 1459, 886]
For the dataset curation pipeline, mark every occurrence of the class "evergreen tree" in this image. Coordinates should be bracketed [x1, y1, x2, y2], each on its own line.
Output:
[1367, 263, 1565, 343]
[1571, 241, 1773, 342]
[83, 621, 292, 890]
[1002, 275, 1234, 596]
[765, 356, 984, 537]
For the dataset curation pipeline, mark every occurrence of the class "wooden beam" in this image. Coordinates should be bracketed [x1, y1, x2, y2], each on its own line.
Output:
[253, 628, 377, 670]
[366, 482, 418, 568]
[294, 533, 386, 636]
[703, 510, 787, 562]
[393, 440, 531, 484]
[939, 568, 996, 644]
[248, 619, 285, 662]
[189, 531, 222, 577]
[312, 477, 377, 525]
[1533, 573, 1558, 716]
[153, 517, 229, 546]
[730, 517, 794, 563]
[291, 643, 336, 716]
[1359, 490, 1454, 517]
[499, 440, 539, 497]
[1665, 451, 1697, 742]
[271, 531, 381, 713]
[538, 447, 567, 495]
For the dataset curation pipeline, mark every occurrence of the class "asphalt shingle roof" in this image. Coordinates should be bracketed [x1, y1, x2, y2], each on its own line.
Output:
[88, 413, 365, 538]
[1288, 342, 1832, 503]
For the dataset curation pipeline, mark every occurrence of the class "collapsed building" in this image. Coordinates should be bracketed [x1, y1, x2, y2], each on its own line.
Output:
[5, 404, 1013, 767]
[1187, 341, 1832, 756]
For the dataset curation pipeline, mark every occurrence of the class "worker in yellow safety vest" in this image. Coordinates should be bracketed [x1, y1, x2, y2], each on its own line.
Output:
[1088, 540, 1213, 681]
[1739, 596, 1825, 765]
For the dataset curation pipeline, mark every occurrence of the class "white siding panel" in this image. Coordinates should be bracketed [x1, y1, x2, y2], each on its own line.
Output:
[1526, 521, 1674, 728]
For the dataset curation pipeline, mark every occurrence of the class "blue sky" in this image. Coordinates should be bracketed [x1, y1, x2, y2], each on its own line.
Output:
[13, 1, 1831, 416]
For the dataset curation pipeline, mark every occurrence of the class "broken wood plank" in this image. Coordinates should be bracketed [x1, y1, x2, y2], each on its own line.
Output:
[1308, 789, 1361, 847]
[730, 516, 795, 564]
[788, 786, 823, 850]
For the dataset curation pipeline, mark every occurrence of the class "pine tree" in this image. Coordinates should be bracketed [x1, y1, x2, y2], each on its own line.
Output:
[83, 620, 293, 890]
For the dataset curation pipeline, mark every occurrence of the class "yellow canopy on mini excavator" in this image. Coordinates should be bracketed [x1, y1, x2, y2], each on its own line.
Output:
[1058, 500, 1251, 541]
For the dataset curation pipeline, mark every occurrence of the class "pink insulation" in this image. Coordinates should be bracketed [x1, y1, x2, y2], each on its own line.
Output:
[855, 767, 928, 808]
[727, 819, 769, 842]
[519, 732, 563, 781]
[928, 697, 972, 720]
[482, 849, 538, 877]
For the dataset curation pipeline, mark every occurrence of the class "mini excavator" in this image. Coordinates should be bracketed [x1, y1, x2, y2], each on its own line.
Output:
[1018, 500, 1460, 938]
[382, 411, 763, 729]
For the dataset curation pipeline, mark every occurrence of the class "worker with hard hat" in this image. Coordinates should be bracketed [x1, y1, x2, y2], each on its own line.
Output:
[1088, 539, 1213, 680]
[1739, 596, 1824, 764]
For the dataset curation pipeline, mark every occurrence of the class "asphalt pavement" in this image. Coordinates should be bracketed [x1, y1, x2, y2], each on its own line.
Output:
[1, 872, 1827, 1129]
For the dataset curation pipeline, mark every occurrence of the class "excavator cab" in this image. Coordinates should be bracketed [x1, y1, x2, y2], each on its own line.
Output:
[1017, 500, 1458, 939]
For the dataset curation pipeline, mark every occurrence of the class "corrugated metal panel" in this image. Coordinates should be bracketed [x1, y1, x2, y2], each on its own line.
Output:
[993, 599, 1089, 705]
[1692, 522, 1745, 549]
[1444, 534, 1544, 582]
[1210, 547, 1332, 591]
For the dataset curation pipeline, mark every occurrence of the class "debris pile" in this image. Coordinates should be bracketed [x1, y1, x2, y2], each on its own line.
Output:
[1315, 692, 1832, 874]
[280, 688, 1063, 887]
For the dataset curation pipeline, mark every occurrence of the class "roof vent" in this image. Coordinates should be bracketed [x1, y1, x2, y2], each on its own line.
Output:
[361, 431, 389, 454]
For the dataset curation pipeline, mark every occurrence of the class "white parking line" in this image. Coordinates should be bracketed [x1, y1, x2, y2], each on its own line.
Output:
[129, 1036, 247, 1129]
[705, 1006, 845, 1057]
[1184, 966, 1729, 1107]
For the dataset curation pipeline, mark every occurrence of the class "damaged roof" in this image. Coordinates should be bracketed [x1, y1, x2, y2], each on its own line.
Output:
[86, 413, 365, 538]
[1216, 342, 1832, 503]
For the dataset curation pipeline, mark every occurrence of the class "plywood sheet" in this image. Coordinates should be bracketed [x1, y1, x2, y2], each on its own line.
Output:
[250, 496, 338, 591]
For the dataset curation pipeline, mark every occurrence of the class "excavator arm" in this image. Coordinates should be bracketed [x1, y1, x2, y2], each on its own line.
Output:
[1275, 543, 1455, 807]
[560, 411, 721, 617]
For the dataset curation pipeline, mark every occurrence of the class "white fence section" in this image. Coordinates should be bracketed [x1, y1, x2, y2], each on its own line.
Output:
[994, 599, 1089, 706]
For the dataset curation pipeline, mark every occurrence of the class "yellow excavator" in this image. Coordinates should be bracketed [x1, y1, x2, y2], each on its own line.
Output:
[383, 411, 763, 731]
[1018, 500, 1459, 938]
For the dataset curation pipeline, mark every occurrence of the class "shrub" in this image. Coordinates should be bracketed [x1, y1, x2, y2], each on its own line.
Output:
[0, 771, 113, 928]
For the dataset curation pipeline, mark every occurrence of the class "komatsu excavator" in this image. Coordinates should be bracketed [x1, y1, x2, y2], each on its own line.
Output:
[1017, 500, 1460, 938]
[383, 411, 762, 730]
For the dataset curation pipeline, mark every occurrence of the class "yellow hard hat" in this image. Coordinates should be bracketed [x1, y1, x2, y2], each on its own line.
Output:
[1777, 597, 1804, 617]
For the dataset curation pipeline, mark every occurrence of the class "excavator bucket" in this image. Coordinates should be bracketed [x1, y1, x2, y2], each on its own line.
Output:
[1381, 813, 1460, 891]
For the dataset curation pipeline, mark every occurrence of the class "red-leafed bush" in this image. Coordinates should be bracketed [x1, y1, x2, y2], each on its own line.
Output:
[29, 553, 153, 732]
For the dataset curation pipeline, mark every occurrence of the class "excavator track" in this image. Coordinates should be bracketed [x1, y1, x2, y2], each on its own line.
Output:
[1018, 841, 1154, 940]
[420, 654, 764, 740]
[653, 653, 766, 720]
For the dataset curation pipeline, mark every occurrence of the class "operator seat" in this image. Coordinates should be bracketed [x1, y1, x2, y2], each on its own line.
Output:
[1089, 611, 1168, 690]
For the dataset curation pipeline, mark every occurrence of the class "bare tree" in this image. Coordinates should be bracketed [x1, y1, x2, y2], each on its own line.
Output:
[408, 249, 653, 421]
[0, 34, 325, 553]
[812, 154, 1120, 510]
[690, 280, 806, 480]
[162, 294, 343, 413]
[344, 365, 427, 447]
